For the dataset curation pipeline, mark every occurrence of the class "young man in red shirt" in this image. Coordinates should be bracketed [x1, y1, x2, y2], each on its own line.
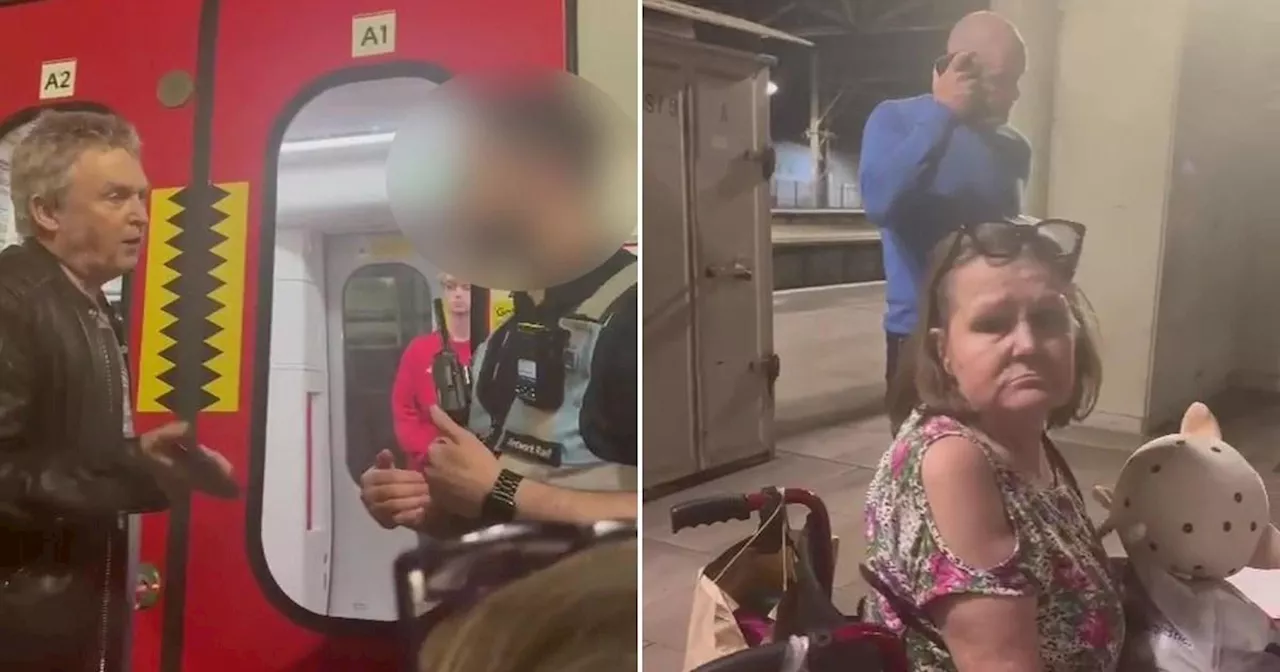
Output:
[390, 273, 474, 471]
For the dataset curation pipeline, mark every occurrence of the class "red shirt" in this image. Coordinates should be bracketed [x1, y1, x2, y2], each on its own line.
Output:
[391, 333, 473, 470]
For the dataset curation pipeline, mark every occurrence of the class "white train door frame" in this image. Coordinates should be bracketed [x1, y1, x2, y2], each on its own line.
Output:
[323, 231, 437, 620]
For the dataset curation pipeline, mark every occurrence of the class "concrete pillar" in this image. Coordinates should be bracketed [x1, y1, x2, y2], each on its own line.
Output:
[1045, 0, 1192, 437]
[990, 0, 1061, 218]
[577, 0, 638, 240]
[1148, 0, 1280, 424]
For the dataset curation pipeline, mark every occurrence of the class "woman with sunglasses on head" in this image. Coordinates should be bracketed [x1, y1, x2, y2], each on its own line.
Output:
[861, 217, 1125, 671]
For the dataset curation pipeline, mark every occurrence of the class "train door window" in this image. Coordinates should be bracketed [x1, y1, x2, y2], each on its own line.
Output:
[338, 262, 433, 482]
[261, 77, 446, 621]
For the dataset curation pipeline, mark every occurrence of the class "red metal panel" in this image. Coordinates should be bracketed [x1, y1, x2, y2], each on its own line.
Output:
[0, 1, 201, 669]
[195, 1, 567, 671]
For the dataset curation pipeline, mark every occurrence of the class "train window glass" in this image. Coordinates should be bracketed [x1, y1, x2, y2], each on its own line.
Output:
[261, 77, 448, 621]
[340, 263, 433, 483]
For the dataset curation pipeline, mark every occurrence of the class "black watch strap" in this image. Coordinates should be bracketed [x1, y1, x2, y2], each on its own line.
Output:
[482, 468, 524, 523]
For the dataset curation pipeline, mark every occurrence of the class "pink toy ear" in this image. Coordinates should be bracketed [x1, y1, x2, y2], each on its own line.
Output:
[1180, 402, 1222, 440]
[1248, 524, 1280, 569]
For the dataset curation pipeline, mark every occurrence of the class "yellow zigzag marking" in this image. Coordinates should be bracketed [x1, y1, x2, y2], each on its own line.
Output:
[136, 188, 182, 413]
[204, 182, 248, 413]
[136, 183, 249, 414]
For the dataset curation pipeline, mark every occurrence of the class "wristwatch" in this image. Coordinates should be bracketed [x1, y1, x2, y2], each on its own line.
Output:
[482, 469, 524, 523]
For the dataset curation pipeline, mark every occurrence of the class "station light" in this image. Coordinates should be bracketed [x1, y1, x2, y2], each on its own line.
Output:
[767, 81, 779, 96]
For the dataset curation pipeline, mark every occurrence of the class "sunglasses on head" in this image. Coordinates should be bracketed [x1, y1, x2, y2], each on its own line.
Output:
[923, 217, 1085, 333]
[941, 216, 1086, 279]
[394, 520, 635, 658]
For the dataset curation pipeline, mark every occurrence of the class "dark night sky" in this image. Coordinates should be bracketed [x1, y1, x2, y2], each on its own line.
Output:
[680, 0, 988, 154]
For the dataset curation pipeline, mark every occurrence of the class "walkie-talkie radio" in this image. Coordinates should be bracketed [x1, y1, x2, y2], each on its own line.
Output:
[432, 299, 472, 426]
[512, 321, 568, 410]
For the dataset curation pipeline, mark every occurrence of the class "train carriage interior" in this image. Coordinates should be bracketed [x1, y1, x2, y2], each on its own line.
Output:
[262, 70, 638, 623]
[264, 75, 452, 621]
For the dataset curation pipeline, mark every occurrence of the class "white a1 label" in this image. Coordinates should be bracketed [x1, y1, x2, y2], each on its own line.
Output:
[352, 11, 396, 58]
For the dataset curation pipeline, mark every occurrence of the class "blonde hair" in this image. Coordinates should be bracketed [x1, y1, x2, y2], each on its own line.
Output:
[10, 110, 141, 237]
[418, 539, 638, 672]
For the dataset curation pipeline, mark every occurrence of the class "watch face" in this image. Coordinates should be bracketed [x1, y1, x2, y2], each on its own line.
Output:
[483, 477, 519, 522]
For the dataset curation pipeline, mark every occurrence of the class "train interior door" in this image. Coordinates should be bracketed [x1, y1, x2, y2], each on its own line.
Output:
[264, 77, 439, 622]
[325, 233, 437, 619]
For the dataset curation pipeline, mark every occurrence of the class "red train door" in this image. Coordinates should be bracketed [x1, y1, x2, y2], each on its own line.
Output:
[143, 1, 572, 671]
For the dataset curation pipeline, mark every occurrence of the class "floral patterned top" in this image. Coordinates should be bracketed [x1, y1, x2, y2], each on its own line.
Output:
[862, 410, 1125, 671]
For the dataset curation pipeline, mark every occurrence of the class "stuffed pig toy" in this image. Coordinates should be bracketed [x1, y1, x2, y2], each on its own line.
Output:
[1094, 402, 1280, 671]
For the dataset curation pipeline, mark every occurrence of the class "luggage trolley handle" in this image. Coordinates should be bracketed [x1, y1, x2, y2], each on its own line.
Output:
[670, 493, 764, 532]
[669, 488, 829, 532]
[669, 488, 835, 596]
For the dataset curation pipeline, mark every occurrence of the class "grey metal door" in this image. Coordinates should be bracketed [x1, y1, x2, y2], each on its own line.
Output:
[690, 62, 775, 470]
[640, 60, 699, 486]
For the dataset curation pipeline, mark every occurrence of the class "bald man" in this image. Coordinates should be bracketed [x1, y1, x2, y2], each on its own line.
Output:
[859, 11, 1031, 385]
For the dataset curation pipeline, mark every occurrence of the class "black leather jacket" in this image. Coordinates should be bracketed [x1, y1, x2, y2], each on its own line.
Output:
[0, 240, 170, 671]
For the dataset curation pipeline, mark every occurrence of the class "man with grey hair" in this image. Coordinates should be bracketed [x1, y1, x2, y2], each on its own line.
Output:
[0, 110, 233, 671]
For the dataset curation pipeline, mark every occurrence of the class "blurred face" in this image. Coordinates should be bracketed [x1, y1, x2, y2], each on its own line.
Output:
[973, 39, 1026, 124]
[451, 126, 595, 289]
[441, 275, 471, 315]
[933, 255, 1075, 420]
[34, 147, 148, 285]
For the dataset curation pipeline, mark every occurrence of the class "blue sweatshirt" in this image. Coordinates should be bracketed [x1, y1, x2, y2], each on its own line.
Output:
[860, 95, 1030, 336]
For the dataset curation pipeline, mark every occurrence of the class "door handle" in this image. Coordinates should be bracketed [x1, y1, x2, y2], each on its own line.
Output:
[750, 353, 781, 398]
[743, 144, 777, 182]
[135, 562, 162, 610]
[705, 259, 753, 281]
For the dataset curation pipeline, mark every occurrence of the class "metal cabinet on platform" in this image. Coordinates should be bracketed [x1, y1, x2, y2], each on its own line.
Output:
[642, 2, 809, 491]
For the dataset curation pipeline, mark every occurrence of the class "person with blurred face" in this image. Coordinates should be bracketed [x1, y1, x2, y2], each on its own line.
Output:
[361, 77, 638, 534]
[859, 11, 1031, 389]
[443, 75, 618, 292]
[0, 110, 234, 671]
[390, 273, 475, 472]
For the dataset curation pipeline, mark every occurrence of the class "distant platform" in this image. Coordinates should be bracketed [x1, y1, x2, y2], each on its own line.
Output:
[771, 213, 884, 288]
[771, 208, 867, 216]
[772, 222, 879, 247]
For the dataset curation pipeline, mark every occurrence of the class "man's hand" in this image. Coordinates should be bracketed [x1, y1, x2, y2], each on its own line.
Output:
[139, 421, 235, 496]
[138, 421, 192, 468]
[424, 406, 501, 518]
[932, 51, 981, 118]
[359, 450, 430, 529]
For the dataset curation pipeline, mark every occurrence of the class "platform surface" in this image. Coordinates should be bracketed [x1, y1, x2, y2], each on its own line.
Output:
[772, 283, 887, 436]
